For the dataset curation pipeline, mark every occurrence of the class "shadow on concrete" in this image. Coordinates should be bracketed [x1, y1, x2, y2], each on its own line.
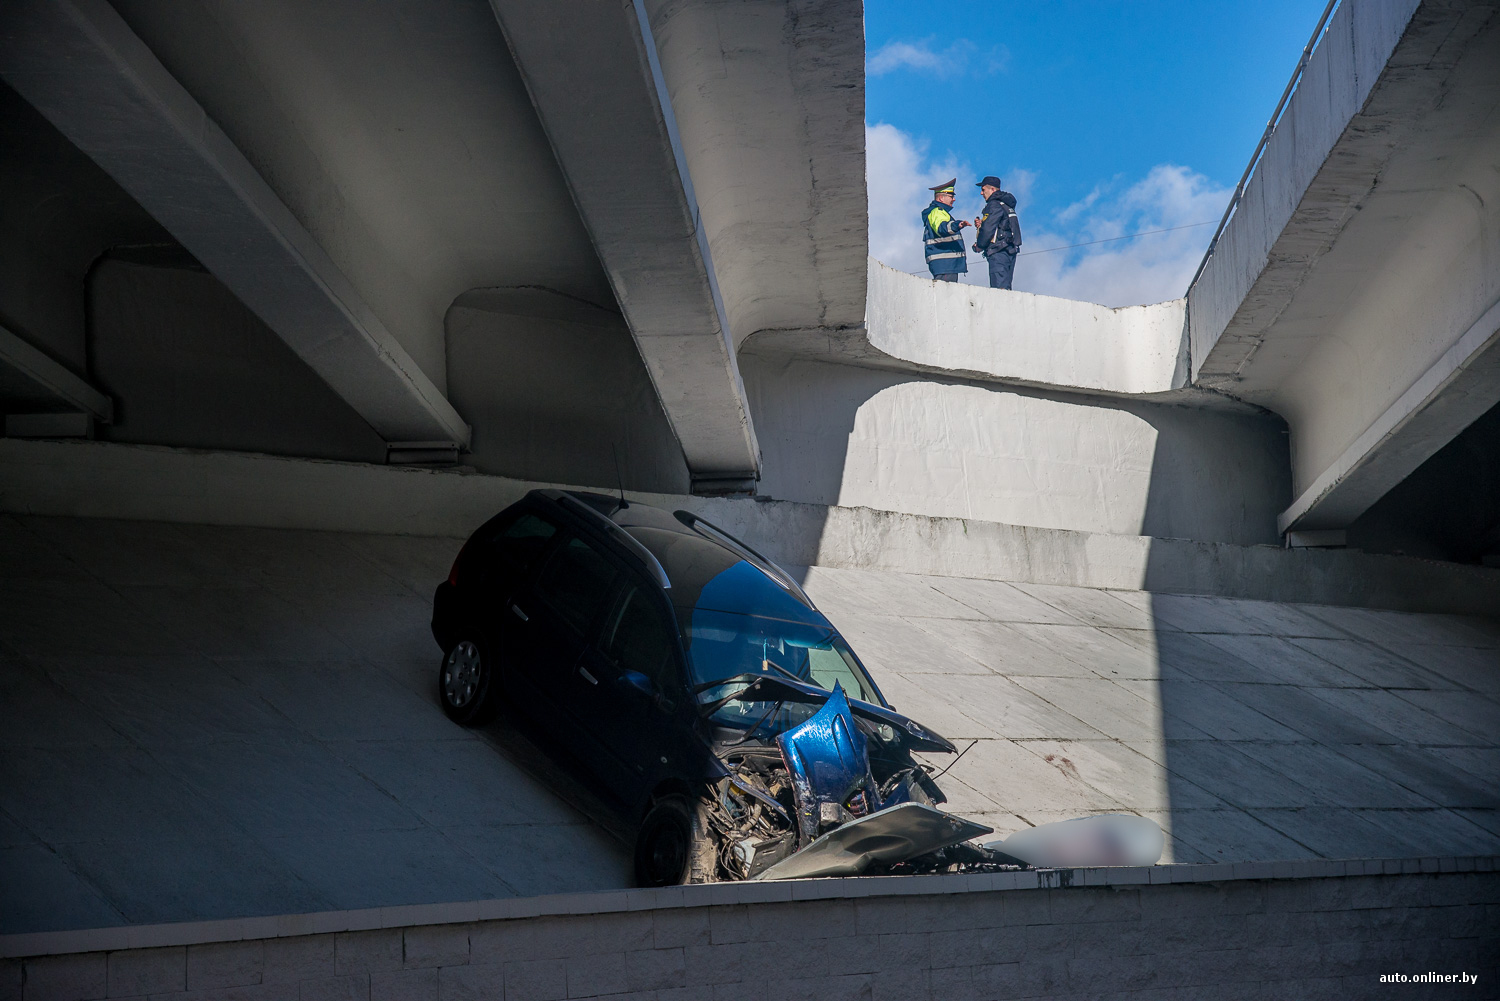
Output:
[740, 349, 1289, 547]
[0, 515, 632, 935]
[1141, 543, 1500, 864]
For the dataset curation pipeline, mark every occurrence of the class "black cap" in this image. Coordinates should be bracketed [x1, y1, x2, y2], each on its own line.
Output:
[976, 175, 1003, 188]
[928, 178, 957, 193]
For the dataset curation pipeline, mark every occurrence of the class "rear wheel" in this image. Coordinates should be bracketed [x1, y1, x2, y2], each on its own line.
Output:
[634, 795, 717, 886]
[439, 638, 499, 725]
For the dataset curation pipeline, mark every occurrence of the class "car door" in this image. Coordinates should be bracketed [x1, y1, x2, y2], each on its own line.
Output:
[571, 576, 688, 804]
[512, 531, 619, 747]
[474, 508, 561, 707]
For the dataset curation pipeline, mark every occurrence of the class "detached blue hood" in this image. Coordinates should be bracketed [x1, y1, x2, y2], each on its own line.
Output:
[776, 683, 877, 844]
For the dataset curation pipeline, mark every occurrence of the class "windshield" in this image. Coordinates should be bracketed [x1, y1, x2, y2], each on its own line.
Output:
[682, 609, 882, 732]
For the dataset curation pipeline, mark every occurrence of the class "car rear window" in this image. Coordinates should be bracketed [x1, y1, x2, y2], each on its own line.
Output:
[493, 513, 557, 572]
[535, 535, 617, 636]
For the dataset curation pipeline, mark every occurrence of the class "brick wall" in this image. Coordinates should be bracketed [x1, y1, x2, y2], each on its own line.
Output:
[3, 858, 1497, 1001]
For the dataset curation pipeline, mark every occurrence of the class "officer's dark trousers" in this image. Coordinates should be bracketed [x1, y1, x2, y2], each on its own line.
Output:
[987, 252, 1016, 289]
[931, 272, 959, 283]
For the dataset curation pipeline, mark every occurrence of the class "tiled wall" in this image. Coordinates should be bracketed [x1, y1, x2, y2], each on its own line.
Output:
[4, 859, 1497, 1000]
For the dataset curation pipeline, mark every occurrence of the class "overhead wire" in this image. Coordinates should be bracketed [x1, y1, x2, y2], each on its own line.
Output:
[905, 218, 1217, 276]
[1018, 220, 1217, 256]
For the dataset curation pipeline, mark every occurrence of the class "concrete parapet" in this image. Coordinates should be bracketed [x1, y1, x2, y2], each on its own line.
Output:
[2, 438, 1496, 615]
[747, 259, 1194, 400]
[3, 858, 1496, 999]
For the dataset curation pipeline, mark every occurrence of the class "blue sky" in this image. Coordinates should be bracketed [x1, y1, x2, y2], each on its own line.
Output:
[865, 0, 1328, 304]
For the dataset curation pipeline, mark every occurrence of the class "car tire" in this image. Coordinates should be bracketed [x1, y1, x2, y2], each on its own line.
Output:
[438, 638, 499, 725]
[634, 795, 717, 887]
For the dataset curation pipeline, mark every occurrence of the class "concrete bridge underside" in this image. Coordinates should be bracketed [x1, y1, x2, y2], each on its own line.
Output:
[0, 0, 866, 493]
[2, 514, 1495, 934]
[1189, 0, 1500, 547]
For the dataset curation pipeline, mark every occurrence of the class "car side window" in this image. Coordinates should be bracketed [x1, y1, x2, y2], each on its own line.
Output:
[492, 513, 557, 573]
[604, 585, 679, 693]
[534, 535, 617, 636]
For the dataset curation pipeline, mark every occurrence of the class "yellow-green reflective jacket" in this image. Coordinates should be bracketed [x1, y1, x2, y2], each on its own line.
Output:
[921, 200, 967, 275]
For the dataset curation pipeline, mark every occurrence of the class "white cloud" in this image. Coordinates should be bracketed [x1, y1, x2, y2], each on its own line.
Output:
[865, 122, 977, 278]
[1018, 166, 1230, 306]
[865, 122, 1230, 306]
[867, 37, 1006, 78]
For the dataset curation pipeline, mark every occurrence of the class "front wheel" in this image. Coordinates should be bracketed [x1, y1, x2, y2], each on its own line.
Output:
[634, 795, 717, 886]
[438, 638, 499, 725]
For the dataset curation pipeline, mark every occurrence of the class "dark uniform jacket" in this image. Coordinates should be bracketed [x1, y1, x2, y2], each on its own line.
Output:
[921, 200, 968, 275]
[974, 191, 1022, 257]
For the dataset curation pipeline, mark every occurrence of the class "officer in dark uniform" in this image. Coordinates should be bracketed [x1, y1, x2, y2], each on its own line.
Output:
[921, 179, 970, 282]
[972, 175, 1022, 290]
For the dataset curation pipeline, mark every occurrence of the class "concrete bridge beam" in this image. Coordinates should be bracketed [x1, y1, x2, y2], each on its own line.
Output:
[0, 0, 471, 452]
[490, 0, 761, 494]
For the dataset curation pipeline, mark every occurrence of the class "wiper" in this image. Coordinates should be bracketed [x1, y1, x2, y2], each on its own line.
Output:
[695, 674, 779, 717]
[725, 699, 787, 745]
[761, 656, 804, 686]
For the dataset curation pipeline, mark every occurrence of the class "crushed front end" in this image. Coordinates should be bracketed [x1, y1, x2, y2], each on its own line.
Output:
[692, 676, 1005, 881]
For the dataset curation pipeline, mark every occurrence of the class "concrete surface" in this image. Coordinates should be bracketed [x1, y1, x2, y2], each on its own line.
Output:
[0, 0, 469, 448]
[743, 354, 1290, 544]
[2, 514, 1496, 934]
[5, 438, 1499, 615]
[86, 255, 390, 465]
[642, 0, 867, 351]
[492, 0, 760, 488]
[1187, 0, 1500, 532]
[746, 259, 1190, 398]
[4, 862, 1497, 1000]
[444, 289, 691, 494]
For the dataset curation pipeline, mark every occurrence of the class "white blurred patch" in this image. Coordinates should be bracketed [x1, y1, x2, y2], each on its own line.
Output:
[986, 813, 1165, 868]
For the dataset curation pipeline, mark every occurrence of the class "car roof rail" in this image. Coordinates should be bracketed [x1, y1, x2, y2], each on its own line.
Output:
[672, 510, 815, 610]
[556, 492, 671, 590]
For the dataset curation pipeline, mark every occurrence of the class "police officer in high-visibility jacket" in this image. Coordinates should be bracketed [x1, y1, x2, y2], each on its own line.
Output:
[921, 178, 970, 282]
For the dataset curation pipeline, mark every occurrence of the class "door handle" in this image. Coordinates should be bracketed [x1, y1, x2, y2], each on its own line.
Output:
[578, 666, 599, 685]
[510, 604, 528, 622]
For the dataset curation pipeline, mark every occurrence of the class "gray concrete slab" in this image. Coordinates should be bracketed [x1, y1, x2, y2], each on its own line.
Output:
[1195, 634, 1371, 688]
[909, 620, 1104, 678]
[828, 613, 990, 676]
[1014, 740, 1227, 812]
[802, 565, 985, 620]
[1382, 643, 1500, 699]
[1009, 583, 1155, 631]
[925, 576, 1086, 625]
[1288, 637, 1461, 690]
[927, 740, 1127, 817]
[2, 515, 1498, 935]
[1005, 676, 1165, 743]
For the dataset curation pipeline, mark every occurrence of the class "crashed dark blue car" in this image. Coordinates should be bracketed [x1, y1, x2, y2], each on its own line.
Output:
[432, 489, 994, 885]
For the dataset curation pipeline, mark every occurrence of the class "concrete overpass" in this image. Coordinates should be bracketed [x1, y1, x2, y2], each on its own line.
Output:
[0, 0, 865, 492]
[1, 0, 1497, 993]
[1187, 0, 1500, 556]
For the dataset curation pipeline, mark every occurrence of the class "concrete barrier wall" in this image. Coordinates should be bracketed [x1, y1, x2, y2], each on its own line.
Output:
[743, 355, 1289, 544]
[4, 438, 1498, 615]
[864, 259, 1187, 396]
[4, 858, 1496, 1000]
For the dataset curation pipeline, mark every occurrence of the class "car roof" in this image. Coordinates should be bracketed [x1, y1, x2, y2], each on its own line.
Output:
[532, 490, 823, 624]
